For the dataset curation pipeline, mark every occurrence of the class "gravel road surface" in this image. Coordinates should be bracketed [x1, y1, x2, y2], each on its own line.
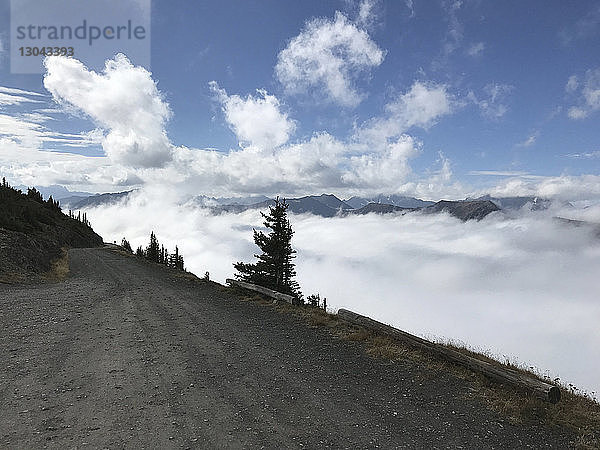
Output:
[0, 248, 574, 448]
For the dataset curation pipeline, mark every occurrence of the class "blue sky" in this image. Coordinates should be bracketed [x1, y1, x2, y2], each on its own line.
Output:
[1, 0, 599, 199]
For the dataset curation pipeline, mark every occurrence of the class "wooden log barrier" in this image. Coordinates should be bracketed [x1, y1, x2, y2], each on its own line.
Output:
[226, 279, 294, 304]
[337, 309, 561, 404]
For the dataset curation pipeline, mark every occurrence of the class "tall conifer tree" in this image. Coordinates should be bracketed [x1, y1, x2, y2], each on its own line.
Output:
[234, 197, 301, 302]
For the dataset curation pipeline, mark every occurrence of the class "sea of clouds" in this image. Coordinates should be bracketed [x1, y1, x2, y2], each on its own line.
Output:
[85, 190, 600, 398]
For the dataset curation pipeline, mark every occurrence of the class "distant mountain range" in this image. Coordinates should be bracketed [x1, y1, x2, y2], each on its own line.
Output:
[62, 191, 133, 209]
[21, 185, 563, 221]
[209, 194, 501, 221]
[345, 194, 435, 209]
[192, 195, 272, 207]
[208, 194, 353, 218]
[470, 194, 551, 211]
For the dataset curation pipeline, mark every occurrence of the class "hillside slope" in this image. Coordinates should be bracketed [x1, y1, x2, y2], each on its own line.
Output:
[0, 181, 103, 282]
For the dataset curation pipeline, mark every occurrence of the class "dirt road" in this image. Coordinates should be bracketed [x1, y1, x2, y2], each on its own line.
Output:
[0, 248, 574, 448]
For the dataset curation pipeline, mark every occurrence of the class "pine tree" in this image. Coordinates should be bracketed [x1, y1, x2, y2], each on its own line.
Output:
[121, 238, 133, 253]
[234, 197, 301, 302]
[159, 245, 166, 264]
[46, 195, 60, 211]
[146, 231, 160, 263]
[27, 187, 43, 203]
[170, 245, 184, 271]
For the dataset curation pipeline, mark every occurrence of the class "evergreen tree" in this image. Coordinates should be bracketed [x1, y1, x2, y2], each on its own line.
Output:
[135, 245, 145, 257]
[234, 197, 301, 302]
[46, 195, 60, 211]
[27, 187, 43, 203]
[169, 245, 184, 271]
[121, 238, 133, 253]
[146, 231, 160, 263]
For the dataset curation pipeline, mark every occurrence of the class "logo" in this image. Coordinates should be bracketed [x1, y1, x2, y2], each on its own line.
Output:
[10, 0, 151, 74]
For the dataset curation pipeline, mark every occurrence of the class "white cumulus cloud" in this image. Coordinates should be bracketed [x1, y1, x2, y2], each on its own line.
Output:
[567, 68, 600, 120]
[517, 131, 539, 147]
[356, 81, 453, 147]
[467, 42, 485, 57]
[43, 54, 173, 168]
[389, 81, 453, 129]
[275, 10, 385, 107]
[487, 173, 600, 202]
[468, 83, 513, 120]
[356, 0, 379, 29]
[32, 55, 440, 196]
[210, 82, 296, 149]
[166, 131, 420, 197]
[565, 75, 578, 93]
[343, 134, 420, 188]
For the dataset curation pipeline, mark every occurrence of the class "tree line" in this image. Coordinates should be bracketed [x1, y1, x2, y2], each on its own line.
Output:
[1, 177, 94, 232]
[121, 231, 185, 271]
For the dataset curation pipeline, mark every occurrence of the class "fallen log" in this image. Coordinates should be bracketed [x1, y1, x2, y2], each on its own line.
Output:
[226, 279, 294, 304]
[337, 309, 561, 404]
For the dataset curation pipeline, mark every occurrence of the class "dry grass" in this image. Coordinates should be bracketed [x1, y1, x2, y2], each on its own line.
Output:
[439, 341, 600, 447]
[343, 323, 600, 447]
[469, 376, 600, 448]
[43, 248, 70, 282]
[173, 271, 202, 281]
[289, 305, 343, 329]
[344, 324, 600, 447]
[111, 248, 137, 258]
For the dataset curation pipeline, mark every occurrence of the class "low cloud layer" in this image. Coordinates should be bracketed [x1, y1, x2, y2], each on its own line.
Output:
[85, 193, 600, 397]
[489, 173, 600, 202]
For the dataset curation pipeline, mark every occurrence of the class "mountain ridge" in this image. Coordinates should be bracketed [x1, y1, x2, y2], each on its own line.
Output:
[60, 188, 558, 222]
